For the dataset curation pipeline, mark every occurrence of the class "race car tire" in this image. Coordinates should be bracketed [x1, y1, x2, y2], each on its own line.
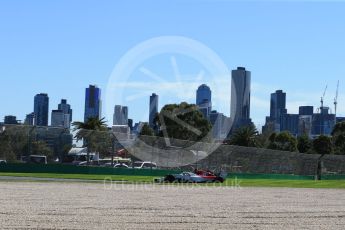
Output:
[215, 177, 224, 183]
[164, 175, 176, 183]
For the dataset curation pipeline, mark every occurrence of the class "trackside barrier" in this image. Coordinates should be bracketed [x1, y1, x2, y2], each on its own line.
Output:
[0, 163, 181, 177]
[321, 174, 345, 180]
[227, 173, 315, 180]
[1, 163, 344, 180]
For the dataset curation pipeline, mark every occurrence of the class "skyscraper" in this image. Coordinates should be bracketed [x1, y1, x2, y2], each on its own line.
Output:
[25, 112, 35, 126]
[58, 99, 73, 125]
[84, 85, 101, 122]
[113, 105, 128, 125]
[270, 90, 288, 131]
[196, 84, 212, 119]
[298, 106, 314, 136]
[51, 110, 65, 127]
[34, 93, 49, 126]
[149, 93, 158, 128]
[230, 67, 252, 131]
[299, 106, 313, 116]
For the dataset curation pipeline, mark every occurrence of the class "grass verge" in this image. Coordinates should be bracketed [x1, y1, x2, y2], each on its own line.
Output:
[1, 172, 345, 189]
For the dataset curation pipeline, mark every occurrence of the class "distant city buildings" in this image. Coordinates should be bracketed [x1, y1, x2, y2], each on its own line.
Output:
[149, 93, 159, 129]
[263, 90, 337, 137]
[298, 106, 314, 136]
[312, 106, 336, 136]
[2, 68, 342, 144]
[270, 90, 287, 132]
[4, 115, 18, 125]
[128, 119, 133, 131]
[34, 93, 49, 126]
[51, 99, 72, 128]
[84, 85, 101, 122]
[194, 83, 232, 139]
[113, 105, 128, 126]
[58, 99, 72, 126]
[51, 110, 65, 127]
[24, 112, 35, 126]
[196, 84, 212, 119]
[34, 126, 73, 159]
[230, 67, 252, 132]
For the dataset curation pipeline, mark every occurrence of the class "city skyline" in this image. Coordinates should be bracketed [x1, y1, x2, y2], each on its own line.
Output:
[1, 77, 343, 134]
[1, 1, 344, 127]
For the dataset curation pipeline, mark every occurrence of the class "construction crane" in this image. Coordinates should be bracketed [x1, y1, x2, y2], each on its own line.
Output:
[334, 80, 339, 117]
[320, 85, 328, 109]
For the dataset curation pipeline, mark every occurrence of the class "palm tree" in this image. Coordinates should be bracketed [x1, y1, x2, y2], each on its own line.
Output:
[229, 125, 258, 147]
[72, 117, 108, 164]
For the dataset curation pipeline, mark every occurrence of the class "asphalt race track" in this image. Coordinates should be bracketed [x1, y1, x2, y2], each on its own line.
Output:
[1, 181, 345, 229]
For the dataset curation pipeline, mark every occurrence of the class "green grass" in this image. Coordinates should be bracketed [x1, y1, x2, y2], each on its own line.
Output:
[1, 172, 345, 189]
[224, 178, 345, 189]
[0, 172, 155, 183]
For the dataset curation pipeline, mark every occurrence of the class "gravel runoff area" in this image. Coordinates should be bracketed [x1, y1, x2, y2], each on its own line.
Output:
[1, 182, 345, 230]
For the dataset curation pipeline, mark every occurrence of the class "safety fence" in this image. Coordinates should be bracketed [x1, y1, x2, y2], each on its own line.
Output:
[0, 163, 181, 177]
[2, 163, 344, 180]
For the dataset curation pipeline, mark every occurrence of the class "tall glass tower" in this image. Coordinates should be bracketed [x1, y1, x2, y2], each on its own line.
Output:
[149, 93, 159, 128]
[58, 99, 72, 123]
[230, 67, 252, 131]
[270, 90, 287, 131]
[113, 105, 128, 125]
[84, 85, 101, 122]
[196, 84, 212, 119]
[34, 93, 49, 126]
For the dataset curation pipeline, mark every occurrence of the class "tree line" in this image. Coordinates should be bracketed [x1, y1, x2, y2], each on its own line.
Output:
[227, 122, 345, 155]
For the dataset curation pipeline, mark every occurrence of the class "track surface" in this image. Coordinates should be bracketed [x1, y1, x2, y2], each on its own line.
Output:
[1, 182, 345, 229]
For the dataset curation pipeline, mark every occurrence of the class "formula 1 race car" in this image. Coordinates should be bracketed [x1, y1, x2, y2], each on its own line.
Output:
[155, 170, 227, 183]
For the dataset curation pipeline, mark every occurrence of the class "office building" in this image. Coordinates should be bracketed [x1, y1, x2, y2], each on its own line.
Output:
[25, 113, 35, 126]
[210, 110, 226, 139]
[281, 114, 299, 136]
[84, 85, 101, 122]
[312, 107, 336, 136]
[113, 105, 128, 126]
[196, 84, 212, 119]
[58, 99, 72, 126]
[128, 119, 133, 131]
[149, 93, 159, 128]
[51, 110, 65, 127]
[4, 115, 18, 125]
[270, 90, 287, 131]
[34, 126, 73, 160]
[299, 106, 314, 116]
[230, 67, 252, 132]
[298, 106, 314, 136]
[34, 93, 49, 126]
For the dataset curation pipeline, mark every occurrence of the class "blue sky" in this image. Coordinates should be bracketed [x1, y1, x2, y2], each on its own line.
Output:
[0, 0, 344, 128]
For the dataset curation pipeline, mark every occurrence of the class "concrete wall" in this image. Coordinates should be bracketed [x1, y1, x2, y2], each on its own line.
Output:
[131, 136, 345, 176]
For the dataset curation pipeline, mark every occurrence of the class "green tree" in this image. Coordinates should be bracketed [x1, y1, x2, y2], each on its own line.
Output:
[255, 130, 272, 148]
[0, 126, 30, 161]
[140, 123, 155, 136]
[313, 135, 333, 155]
[297, 134, 312, 153]
[0, 132, 16, 162]
[72, 117, 109, 164]
[156, 102, 211, 141]
[31, 141, 54, 161]
[229, 125, 258, 147]
[267, 131, 297, 152]
[332, 122, 345, 154]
